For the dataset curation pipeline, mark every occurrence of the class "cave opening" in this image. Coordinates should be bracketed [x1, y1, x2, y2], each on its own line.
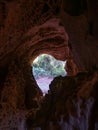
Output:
[32, 54, 67, 95]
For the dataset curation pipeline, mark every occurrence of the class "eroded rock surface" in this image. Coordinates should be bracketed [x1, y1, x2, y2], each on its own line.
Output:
[0, 0, 98, 130]
[30, 72, 98, 130]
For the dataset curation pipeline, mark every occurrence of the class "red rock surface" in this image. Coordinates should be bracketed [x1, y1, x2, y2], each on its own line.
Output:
[32, 72, 98, 130]
[0, 0, 98, 130]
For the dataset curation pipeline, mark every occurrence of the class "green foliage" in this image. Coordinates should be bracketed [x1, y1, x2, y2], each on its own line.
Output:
[32, 54, 66, 79]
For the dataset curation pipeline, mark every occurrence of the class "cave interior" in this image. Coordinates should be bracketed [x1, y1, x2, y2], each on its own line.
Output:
[0, 0, 98, 130]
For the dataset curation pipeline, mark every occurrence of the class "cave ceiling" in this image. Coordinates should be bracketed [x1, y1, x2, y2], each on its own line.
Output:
[0, 0, 98, 73]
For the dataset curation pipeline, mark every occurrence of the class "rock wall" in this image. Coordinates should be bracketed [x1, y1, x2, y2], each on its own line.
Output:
[0, 0, 98, 130]
[30, 72, 98, 130]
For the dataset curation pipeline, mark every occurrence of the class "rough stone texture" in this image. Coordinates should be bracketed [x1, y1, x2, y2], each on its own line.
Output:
[0, 0, 98, 130]
[31, 72, 98, 130]
[60, 0, 98, 71]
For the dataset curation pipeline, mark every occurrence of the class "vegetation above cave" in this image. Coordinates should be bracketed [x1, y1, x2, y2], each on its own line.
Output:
[32, 54, 66, 79]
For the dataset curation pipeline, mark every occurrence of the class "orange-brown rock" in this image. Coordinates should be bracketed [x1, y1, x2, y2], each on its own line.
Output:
[0, 0, 98, 130]
[31, 72, 98, 130]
